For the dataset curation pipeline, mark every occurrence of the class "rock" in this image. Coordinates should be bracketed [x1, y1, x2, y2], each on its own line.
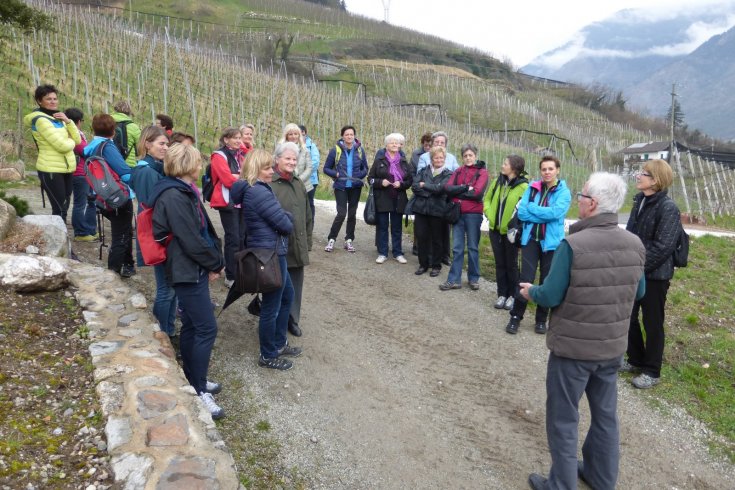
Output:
[134, 376, 165, 388]
[111, 453, 154, 490]
[0, 199, 17, 241]
[129, 293, 147, 309]
[52, 427, 63, 436]
[96, 381, 124, 415]
[0, 254, 69, 292]
[117, 313, 139, 327]
[25, 245, 39, 254]
[137, 390, 178, 419]
[89, 341, 123, 357]
[156, 456, 218, 490]
[145, 413, 189, 446]
[20, 214, 69, 257]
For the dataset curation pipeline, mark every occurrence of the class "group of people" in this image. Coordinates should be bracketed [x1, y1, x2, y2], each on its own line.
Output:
[27, 85, 684, 477]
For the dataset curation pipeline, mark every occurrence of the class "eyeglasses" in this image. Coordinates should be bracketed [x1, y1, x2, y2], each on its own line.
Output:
[576, 192, 594, 201]
[637, 171, 652, 178]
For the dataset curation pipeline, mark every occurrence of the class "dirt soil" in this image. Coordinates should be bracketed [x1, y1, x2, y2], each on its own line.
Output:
[11, 185, 735, 489]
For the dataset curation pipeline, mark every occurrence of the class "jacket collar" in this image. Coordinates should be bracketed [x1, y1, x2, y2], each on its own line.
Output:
[569, 212, 618, 235]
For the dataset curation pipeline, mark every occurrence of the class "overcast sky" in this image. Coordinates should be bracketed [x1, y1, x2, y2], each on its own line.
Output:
[346, 0, 735, 67]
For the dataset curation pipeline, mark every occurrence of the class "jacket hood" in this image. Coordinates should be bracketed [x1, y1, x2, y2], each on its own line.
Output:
[137, 155, 164, 174]
[150, 176, 193, 205]
[337, 138, 362, 152]
[531, 178, 567, 192]
[24, 109, 52, 127]
[230, 180, 252, 203]
[82, 136, 110, 157]
[111, 112, 133, 123]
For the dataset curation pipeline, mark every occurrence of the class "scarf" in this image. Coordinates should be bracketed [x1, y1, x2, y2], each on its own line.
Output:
[386, 151, 403, 182]
[275, 167, 293, 181]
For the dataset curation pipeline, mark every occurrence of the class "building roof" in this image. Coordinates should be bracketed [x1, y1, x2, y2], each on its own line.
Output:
[621, 141, 670, 154]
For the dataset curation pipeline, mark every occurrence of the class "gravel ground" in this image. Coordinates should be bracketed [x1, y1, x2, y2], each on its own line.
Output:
[9, 186, 735, 489]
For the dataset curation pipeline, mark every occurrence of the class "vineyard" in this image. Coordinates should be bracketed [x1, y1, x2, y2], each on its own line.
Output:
[1, 0, 734, 220]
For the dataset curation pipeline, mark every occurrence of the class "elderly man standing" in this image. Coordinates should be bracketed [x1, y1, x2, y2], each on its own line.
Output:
[520, 172, 645, 490]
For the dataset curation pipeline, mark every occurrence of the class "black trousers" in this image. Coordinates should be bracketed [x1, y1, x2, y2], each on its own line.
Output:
[511, 239, 554, 323]
[328, 187, 361, 241]
[489, 230, 520, 298]
[414, 213, 445, 269]
[627, 279, 670, 378]
[218, 207, 245, 281]
[38, 171, 73, 223]
[100, 200, 134, 272]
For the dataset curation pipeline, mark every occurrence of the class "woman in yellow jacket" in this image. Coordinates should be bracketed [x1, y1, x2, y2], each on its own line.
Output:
[25, 84, 81, 222]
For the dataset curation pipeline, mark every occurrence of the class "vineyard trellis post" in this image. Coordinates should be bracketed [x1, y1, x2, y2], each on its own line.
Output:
[685, 152, 704, 220]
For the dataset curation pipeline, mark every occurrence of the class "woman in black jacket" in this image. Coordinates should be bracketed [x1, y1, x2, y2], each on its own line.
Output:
[368, 133, 413, 264]
[151, 144, 226, 419]
[623, 159, 681, 389]
[412, 146, 453, 276]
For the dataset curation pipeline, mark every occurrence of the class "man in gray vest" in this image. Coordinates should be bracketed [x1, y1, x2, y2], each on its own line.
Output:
[520, 172, 646, 490]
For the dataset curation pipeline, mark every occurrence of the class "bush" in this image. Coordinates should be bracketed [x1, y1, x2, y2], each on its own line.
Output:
[0, 190, 30, 217]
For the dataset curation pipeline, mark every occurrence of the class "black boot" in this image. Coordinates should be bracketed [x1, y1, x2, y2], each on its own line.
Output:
[506, 316, 521, 335]
[288, 315, 302, 337]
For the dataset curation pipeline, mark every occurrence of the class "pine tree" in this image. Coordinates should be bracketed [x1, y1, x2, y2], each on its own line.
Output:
[667, 99, 685, 129]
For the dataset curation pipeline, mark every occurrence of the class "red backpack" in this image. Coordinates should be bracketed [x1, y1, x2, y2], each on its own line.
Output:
[137, 204, 172, 265]
[85, 141, 131, 210]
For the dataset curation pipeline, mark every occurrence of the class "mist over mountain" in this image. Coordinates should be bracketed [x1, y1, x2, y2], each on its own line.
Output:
[522, 3, 735, 140]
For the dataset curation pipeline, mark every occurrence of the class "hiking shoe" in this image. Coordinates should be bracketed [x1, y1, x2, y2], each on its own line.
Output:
[205, 380, 222, 395]
[199, 392, 225, 420]
[504, 296, 514, 310]
[415, 267, 428, 275]
[74, 234, 97, 242]
[395, 255, 407, 264]
[494, 296, 507, 309]
[344, 239, 356, 252]
[631, 373, 660, 389]
[534, 322, 547, 334]
[376, 255, 387, 264]
[439, 282, 461, 291]
[619, 360, 641, 373]
[506, 316, 521, 334]
[469, 282, 480, 291]
[278, 344, 302, 358]
[324, 239, 335, 252]
[259, 355, 293, 371]
[224, 278, 234, 289]
[429, 267, 441, 277]
[120, 264, 136, 278]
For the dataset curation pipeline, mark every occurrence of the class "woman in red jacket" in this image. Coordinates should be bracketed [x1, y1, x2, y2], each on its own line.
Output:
[209, 127, 245, 288]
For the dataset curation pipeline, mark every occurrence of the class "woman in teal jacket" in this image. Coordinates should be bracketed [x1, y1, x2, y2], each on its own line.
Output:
[506, 155, 571, 335]
[483, 155, 528, 311]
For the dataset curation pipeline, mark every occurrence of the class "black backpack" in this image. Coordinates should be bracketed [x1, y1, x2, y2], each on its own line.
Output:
[201, 164, 214, 202]
[673, 225, 689, 268]
[113, 120, 132, 159]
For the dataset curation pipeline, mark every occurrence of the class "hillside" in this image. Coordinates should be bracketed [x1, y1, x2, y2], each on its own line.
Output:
[0, 0, 658, 196]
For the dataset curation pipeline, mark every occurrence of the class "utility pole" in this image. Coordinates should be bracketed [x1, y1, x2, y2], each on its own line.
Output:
[381, 0, 391, 23]
[669, 82, 676, 160]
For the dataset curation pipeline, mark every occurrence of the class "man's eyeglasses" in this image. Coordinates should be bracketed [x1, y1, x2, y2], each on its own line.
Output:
[576, 192, 594, 201]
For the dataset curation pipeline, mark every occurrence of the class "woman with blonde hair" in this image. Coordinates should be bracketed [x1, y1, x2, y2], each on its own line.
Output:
[150, 143, 225, 419]
[231, 150, 301, 371]
[622, 159, 681, 389]
[278, 123, 314, 195]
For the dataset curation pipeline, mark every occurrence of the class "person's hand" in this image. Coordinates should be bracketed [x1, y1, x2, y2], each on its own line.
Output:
[208, 270, 222, 282]
[335, 172, 340, 178]
[419, 182, 425, 188]
[468, 186, 474, 192]
[54, 112, 70, 124]
[519, 282, 533, 301]
[392, 181, 401, 189]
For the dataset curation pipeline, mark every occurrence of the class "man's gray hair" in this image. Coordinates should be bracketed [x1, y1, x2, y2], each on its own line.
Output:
[431, 131, 448, 143]
[586, 172, 627, 214]
[384, 133, 405, 145]
[275, 141, 299, 160]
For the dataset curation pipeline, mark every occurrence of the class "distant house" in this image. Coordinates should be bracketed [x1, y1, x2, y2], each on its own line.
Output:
[621, 141, 670, 165]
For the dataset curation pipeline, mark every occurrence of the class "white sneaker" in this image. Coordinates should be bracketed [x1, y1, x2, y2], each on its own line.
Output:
[344, 239, 356, 253]
[324, 239, 335, 252]
[395, 255, 407, 264]
[205, 380, 222, 394]
[199, 392, 225, 420]
[376, 255, 387, 264]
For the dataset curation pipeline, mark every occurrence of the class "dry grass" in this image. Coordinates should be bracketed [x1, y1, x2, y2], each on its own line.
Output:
[0, 222, 46, 254]
[348, 59, 481, 80]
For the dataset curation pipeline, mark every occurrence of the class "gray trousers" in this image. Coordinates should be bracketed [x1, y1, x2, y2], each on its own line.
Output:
[288, 266, 304, 324]
[545, 352, 621, 490]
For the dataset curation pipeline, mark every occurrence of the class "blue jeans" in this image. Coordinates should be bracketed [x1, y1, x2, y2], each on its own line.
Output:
[153, 264, 177, 336]
[174, 272, 218, 394]
[375, 210, 403, 257]
[71, 175, 96, 236]
[258, 255, 294, 359]
[546, 353, 621, 490]
[447, 213, 483, 284]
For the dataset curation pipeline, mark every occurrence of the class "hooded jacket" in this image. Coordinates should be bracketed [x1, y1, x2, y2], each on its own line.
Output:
[323, 138, 369, 191]
[483, 172, 529, 234]
[24, 110, 81, 173]
[151, 177, 223, 285]
[625, 190, 680, 281]
[231, 180, 294, 255]
[271, 170, 313, 268]
[110, 112, 141, 168]
[517, 179, 571, 252]
[129, 155, 164, 208]
[444, 161, 490, 214]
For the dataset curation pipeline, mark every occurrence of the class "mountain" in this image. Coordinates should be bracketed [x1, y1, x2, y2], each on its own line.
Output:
[522, 3, 735, 140]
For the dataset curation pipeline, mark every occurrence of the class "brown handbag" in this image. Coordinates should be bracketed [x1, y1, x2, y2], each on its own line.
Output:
[234, 244, 282, 294]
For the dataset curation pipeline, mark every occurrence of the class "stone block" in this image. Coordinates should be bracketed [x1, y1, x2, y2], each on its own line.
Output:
[0, 254, 69, 292]
[146, 413, 189, 446]
[156, 456, 218, 490]
[111, 453, 154, 490]
[137, 390, 178, 419]
[105, 416, 132, 451]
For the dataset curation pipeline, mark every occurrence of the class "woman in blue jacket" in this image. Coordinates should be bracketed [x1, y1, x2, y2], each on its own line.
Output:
[506, 156, 571, 335]
[130, 125, 176, 339]
[322, 125, 369, 253]
[82, 114, 135, 278]
[231, 149, 302, 371]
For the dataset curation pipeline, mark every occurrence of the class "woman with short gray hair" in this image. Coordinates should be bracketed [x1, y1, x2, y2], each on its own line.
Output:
[368, 133, 413, 264]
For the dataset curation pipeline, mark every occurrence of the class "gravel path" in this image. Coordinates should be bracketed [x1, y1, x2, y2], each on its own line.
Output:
[10, 186, 735, 489]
